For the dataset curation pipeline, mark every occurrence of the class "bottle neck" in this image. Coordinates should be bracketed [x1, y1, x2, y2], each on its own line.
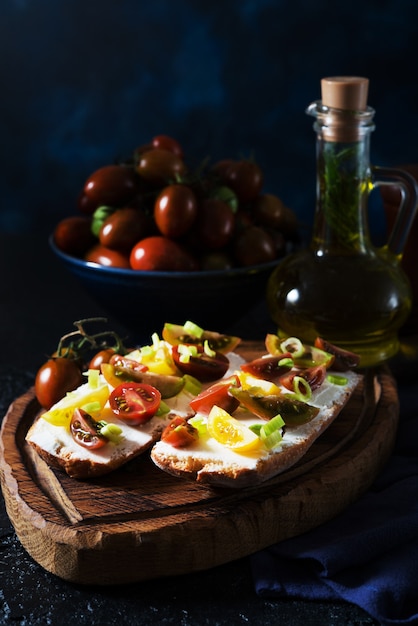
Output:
[308, 103, 375, 255]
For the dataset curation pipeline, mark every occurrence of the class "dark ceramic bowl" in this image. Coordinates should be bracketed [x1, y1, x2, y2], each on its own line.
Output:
[50, 235, 279, 342]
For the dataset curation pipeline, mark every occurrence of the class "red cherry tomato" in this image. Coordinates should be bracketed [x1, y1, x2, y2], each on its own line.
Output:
[151, 134, 184, 158]
[136, 149, 186, 186]
[70, 408, 107, 450]
[53, 216, 96, 257]
[216, 159, 264, 204]
[189, 375, 240, 416]
[172, 345, 229, 382]
[83, 165, 139, 207]
[130, 236, 197, 271]
[195, 198, 235, 250]
[99, 207, 150, 252]
[109, 382, 161, 425]
[234, 225, 276, 266]
[35, 358, 84, 410]
[253, 193, 298, 236]
[85, 244, 131, 269]
[161, 416, 198, 447]
[154, 184, 198, 238]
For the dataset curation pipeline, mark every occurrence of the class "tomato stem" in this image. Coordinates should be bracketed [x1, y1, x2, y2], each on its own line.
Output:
[55, 317, 128, 362]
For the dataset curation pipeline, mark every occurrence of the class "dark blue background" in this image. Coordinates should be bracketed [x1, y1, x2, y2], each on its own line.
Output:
[2, 0, 418, 238]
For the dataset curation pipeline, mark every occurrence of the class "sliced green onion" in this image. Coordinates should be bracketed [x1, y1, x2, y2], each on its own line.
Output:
[81, 401, 101, 414]
[261, 429, 283, 450]
[87, 368, 100, 388]
[327, 374, 348, 386]
[156, 400, 170, 416]
[278, 357, 294, 368]
[140, 345, 153, 357]
[178, 344, 198, 363]
[151, 332, 161, 348]
[98, 422, 123, 444]
[260, 414, 285, 436]
[183, 320, 204, 338]
[280, 336, 304, 358]
[188, 415, 208, 436]
[182, 374, 202, 396]
[292, 376, 312, 401]
[249, 423, 263, 435]
[203, 340, 216, 358]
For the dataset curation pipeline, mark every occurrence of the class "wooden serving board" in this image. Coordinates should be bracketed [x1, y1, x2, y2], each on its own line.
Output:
[0, 342, 399, 586]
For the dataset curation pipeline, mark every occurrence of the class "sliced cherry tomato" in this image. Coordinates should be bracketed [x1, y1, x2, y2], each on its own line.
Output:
[35, 357, 84, 410]
[70, 408, 107, 450]
[161, 416, 198, 447]
[240, 355, 293, 384]
[109, 354, 148, 372]
[109, 382, 161, 425]
[280, 365, 327, 393]
[314, 337, 361, 371]
[189, 375, 240, 416]
[172, 345, 229, 382]
[162, 323, 241, 354]
[229, 388, 319, 425]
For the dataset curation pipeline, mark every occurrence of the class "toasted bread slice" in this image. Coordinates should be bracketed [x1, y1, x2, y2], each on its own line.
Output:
[150, 370, 362, 488]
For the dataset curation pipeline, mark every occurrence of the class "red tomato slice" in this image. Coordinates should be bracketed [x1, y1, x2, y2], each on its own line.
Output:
[161, 416, 198, 447]
[109, 382, 161, 425]
[70, 408, 107, 450]
[172, 345, 229, 382]
[189, 375, 240, 416]
[240, 355, 293, 384]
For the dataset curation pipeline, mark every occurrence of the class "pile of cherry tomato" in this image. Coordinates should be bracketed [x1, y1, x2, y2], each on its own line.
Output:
[53, 134, 299, 271]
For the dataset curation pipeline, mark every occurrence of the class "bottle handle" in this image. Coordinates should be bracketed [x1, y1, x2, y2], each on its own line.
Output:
[372, 165, 418, 256]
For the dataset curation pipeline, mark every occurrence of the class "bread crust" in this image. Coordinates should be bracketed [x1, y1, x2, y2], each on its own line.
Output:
[151, 372, 362, 488]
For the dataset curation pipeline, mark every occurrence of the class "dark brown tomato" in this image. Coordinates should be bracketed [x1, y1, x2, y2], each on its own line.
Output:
[83, 165, 140, 207]
[252, 193, 298, 236]
[35, 357, 84, 410]
[154, 184, 197, 238]
[53, 216, 96, 257]
[194, 198, 235, 250]
[200, 251, 234, 271]
[234, 225, 276, 266]
[99, 207, 150, 252]
[136, 149, 186, 186]
[89, 348, 116, 370]
[151, 134, 184, 158]
[85, 244, 131, 269]
[130, 236, 198, 271]
[218, 159, 264, 205]
[77, 191, 99, 215]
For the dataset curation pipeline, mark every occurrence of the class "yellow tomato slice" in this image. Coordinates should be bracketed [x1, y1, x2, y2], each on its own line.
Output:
[207, 405, 261, 453]
[237, 371, 282, 395]
[42, 381, 110, 427]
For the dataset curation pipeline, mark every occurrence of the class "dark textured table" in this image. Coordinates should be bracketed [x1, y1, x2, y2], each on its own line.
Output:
[2, 232, 411, 625]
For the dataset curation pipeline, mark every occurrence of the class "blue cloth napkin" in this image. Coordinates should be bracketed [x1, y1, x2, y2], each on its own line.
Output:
[251, 381, 418, 626]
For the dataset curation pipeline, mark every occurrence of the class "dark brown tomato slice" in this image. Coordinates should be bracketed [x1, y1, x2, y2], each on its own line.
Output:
[35, 357, 84, 410]
[172, 345, 229, 382]
[314, 337, 361, 371]
[99, 207, 150, 252]
[109, 382, 161, 425]
[85, 244, 131, 269]
[240, 355, 293, 384]
[234, 225, 276, 266]
[53, 216, 96, 257]
[162, 323, 241, 354]
[130, 236, 197, 271]
[154, 184, 198, 238]
[189, 375, 240, 416]
[70, 408, 107, 450]
[161, 416, 198, 447]
[280, 365, 327, 393]
[194, 198, 235, 250]
[136, 148, 186, 186]
[83, 165, 140, 207]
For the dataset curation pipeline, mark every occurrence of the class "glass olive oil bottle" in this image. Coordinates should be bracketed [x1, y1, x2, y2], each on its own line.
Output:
[267, 76, 417, 367]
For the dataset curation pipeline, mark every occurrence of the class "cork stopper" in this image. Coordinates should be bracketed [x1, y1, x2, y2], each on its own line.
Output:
[321, 76, 369, 111]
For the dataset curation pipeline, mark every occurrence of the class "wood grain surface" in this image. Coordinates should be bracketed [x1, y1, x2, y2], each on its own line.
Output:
[0, 342, 399, 586]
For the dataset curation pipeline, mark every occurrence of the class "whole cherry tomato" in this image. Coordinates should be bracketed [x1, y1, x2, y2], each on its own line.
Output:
[35, 357, 84, 410]
[136, 149, 186, 186]
[85, 244, 131, 268]
[89, 348, 116, 370]
[53, 216, 96, 257]
[234, 225, 276, 266]
[130, 236, 197, 271]
[83, 165, 139, 207]
[253, 193, 298, 236]
[216, 159, 264, 205]
[151, 134, 184, 158]
[77, 191, 99, 215]
[70, 408, 107, 450]
[99, 207, 150, 252]
[195, 198, 235, 250]
[154, 184, 197, 238]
